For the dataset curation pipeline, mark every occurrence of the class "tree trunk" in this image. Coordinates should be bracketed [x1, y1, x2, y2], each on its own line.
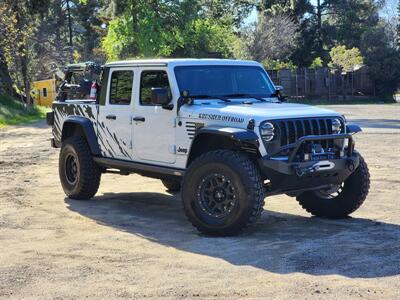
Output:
[0, 49, 14, 96]
[316, 0, 323, 58]
[66, 0, 73, 47]
[9, 0, 31, 105]
[19, 48, 31, 105]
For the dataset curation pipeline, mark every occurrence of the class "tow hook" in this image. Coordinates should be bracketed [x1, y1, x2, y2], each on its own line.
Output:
[295, 164, 320, 177]
[347, 159, 355, 172]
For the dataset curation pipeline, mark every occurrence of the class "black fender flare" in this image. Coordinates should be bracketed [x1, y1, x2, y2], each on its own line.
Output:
[62, 116, 101, 156]
[195, 126, 260, 147]
[346, 124, 362, 134]
[186, 126, 260, 166]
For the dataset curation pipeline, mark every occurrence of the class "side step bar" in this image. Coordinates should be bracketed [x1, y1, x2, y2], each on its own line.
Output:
[93, 157, 185, 179]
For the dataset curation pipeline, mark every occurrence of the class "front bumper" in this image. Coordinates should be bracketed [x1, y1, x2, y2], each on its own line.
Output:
[258, 154, 360, 195]
[257, 133, 360, 195]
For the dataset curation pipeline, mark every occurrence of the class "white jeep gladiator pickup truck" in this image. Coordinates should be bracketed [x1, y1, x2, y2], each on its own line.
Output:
[47, 59, 370, 236]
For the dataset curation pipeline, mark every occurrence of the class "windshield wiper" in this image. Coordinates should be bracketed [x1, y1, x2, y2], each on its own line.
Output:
[191, 94, 231, 102]
[222, 93, 267, 102]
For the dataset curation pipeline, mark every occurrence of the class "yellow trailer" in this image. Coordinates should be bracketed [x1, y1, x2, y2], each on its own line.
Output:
[32, 79, 57, 106]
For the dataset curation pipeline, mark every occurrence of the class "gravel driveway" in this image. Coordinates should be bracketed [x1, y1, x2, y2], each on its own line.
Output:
[0, 104, 399, 299]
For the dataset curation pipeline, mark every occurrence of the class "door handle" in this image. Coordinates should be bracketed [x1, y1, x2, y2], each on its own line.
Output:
[133, 116, 145, 122]
[106, 114, 116, 120]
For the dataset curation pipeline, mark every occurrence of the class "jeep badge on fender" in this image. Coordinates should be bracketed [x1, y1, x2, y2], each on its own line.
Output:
[47, 59, 370, 236]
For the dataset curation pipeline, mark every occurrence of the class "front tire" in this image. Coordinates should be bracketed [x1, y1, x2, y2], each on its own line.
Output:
[182, 150, 265, 236]
[296, 154, 370, 218]
[59, 136, 101, 200]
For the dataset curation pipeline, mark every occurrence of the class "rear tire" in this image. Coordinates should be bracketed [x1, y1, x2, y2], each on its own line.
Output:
[296, 154, 370, 218]
[182, 150, 265, 236]
[162, 179, 181, 192]
[59, 136, 101, 200]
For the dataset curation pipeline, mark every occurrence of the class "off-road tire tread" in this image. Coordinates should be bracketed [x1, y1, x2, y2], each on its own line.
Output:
[182, 150, 265, 236]
[60, 136, 101, 200]
[296, 155, 370, 218]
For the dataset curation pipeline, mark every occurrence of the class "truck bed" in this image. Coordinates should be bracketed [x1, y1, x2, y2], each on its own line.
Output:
[52, 101, 99, 143]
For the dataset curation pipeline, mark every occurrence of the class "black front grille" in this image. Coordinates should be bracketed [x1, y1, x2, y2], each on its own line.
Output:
[269, 117, 344, 154]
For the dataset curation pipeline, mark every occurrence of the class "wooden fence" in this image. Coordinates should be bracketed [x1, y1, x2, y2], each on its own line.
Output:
[267, 66, 375, 99]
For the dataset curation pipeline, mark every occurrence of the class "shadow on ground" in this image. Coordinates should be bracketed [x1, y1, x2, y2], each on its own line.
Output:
[66, 191, 400, 279]
[349, 118, 400, 129]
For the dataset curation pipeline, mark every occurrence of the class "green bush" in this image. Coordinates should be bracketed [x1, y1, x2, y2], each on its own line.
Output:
[0, 94, 48, 127]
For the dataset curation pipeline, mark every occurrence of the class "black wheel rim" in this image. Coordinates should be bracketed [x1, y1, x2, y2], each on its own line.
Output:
[65, 153, 78, 185]
[197, 173, 237, 218]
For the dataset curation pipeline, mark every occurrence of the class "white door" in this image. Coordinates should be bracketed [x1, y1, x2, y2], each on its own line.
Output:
[132, 67, 176, 164]
[97, 67, 135, 160]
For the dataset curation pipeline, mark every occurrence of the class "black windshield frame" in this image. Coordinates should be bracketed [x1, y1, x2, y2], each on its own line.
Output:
[174, 65, 276, 99]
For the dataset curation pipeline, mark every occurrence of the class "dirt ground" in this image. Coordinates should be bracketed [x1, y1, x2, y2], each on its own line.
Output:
[1, 104, 399, 299]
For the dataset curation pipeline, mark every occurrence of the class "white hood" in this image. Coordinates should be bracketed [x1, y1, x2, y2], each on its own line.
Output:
[180, 100, 342, 126]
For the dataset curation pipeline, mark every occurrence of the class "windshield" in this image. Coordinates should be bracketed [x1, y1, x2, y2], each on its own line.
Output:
[174, 65, 275, 99]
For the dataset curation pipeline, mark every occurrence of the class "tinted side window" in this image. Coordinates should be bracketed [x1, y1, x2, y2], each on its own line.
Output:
[140, 71, 170, 105]
[109, 70, 134, 105]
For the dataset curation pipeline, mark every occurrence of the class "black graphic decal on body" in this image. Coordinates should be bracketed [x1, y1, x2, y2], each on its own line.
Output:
[186, 122, 204, 140]
[52, 102, 131, 159]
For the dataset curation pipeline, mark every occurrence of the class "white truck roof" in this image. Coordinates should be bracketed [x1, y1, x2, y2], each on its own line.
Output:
[105, 58, 262, 68]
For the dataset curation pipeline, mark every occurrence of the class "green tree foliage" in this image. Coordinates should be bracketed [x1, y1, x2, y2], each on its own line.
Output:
[73, 0, 105, 61]
[0, 0, 106, 102]
[0, 0, 398, 99]
[324, 0, 380, 49]
[262, 59, 297, 70]
[257, 0, 313, 20]
[361, 24, 400, 97]
[102, 3, 174, 59]
[0, 3, 16, 96]
[101, 0, 239, 60]
[328, 45, 363, 73]
[286, 0, 380, 67]
[328, 45, 364, 100]
[198, 0, 255, 27]
[0, 0, 38, 104]
[177, 19, 237, 58]
[310, 57, 323, 68]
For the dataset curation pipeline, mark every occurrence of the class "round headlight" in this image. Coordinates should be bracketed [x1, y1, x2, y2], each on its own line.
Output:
[261, 122, 275, 141]
[332, 118, 342, 134]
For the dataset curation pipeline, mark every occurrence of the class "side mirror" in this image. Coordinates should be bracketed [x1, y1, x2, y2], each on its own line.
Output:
[151, 88, 171, 105]
[274, 85, 287, 102]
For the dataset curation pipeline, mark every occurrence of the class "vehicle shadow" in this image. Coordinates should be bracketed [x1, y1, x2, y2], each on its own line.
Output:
[65, 191, 400, 279]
